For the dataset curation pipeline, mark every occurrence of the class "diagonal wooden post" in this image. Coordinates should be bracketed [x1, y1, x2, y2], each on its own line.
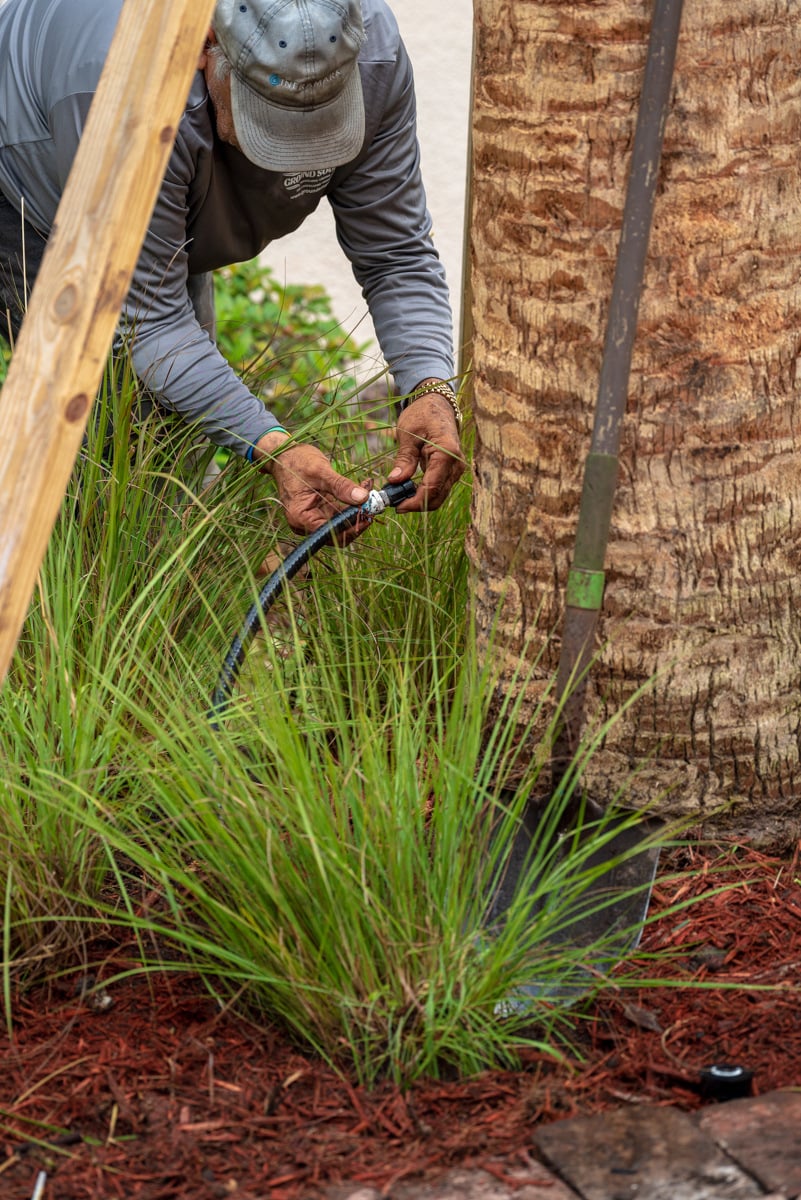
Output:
[0, 0, 216, 684]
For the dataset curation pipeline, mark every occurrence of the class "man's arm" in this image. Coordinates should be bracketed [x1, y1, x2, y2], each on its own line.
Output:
[47, 86, 284, 458]
[328, 25, 464, 510]
[118, 116, 286, 457]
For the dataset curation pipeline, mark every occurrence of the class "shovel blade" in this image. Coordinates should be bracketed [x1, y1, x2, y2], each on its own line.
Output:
[485, 796, 662, 1011]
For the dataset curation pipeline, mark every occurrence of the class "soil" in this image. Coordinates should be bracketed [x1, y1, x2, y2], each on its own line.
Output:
[2, 839, 800, 1200]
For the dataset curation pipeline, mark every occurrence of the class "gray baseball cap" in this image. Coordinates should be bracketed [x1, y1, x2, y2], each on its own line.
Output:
[212, 0, 366, 173]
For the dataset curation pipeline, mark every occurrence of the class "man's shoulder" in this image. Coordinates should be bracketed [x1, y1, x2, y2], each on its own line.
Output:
[0, 0, 124, 91]
[0, 0, 123, 39]
[360, 0, 403, 63]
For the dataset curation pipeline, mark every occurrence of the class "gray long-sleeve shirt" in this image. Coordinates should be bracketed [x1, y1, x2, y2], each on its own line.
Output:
[0, 0, 454, 455]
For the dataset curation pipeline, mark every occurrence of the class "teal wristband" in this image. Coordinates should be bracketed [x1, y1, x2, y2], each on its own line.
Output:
[246, 426, 288, 463]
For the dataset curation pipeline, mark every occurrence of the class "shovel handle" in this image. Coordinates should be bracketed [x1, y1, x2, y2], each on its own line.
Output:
[553, 0, 684, 786]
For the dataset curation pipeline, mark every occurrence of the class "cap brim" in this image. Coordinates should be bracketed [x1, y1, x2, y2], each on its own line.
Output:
[230, 67, 365, 173]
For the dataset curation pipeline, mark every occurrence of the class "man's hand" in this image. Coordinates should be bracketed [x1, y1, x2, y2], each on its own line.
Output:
[254, 430, 368, 535]
[387, 388, 465, 512]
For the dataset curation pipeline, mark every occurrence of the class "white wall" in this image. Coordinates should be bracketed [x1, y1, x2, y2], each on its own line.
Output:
[259, 0, 473, 384]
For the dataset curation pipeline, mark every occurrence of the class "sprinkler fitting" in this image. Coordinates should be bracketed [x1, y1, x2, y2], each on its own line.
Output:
[361, 481, 417, 516]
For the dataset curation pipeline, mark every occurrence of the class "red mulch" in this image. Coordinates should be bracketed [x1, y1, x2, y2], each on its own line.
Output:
[2, 840, 800, 1199]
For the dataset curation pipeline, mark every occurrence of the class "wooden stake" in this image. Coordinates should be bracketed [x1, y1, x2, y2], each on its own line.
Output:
[0, 0, 216, 683]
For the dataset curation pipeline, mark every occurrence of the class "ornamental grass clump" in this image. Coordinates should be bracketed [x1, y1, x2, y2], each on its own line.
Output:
[79, 591, 668, 1086]
[61, 476, 667, 1084]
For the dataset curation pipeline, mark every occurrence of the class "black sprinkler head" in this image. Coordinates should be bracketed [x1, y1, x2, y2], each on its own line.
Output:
[699, 1063, 754, 1101]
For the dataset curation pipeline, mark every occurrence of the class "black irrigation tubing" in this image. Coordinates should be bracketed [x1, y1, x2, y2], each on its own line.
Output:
[208, 479, 417, 730]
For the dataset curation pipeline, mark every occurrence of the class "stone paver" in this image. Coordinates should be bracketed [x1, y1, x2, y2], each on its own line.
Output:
[534, 1103, 764, 1200]
[699, 1091, 801, 1198]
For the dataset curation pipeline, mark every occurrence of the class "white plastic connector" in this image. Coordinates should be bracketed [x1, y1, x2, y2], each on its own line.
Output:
[362, 488, 390, 516]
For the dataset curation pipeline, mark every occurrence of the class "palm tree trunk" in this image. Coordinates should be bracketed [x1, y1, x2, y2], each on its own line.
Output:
[468, 0, 801, 845]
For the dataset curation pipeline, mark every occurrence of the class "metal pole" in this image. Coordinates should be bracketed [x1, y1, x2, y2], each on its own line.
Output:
[553, 0, 685, 780]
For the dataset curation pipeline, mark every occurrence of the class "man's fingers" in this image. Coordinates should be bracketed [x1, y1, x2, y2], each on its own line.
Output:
[272, 443, 370, 534]
[387, 426, 423, 482]
[324, 469, 370, 507]
[289, 452, 368, 506]
[389, 397, 466, 512]
[396, 449, 463, 512]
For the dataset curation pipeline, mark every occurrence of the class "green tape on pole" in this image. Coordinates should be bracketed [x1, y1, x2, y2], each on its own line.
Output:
[565, 567, 605, 611]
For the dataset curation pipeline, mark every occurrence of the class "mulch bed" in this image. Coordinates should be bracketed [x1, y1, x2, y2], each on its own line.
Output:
[2, 839, 800, 1199]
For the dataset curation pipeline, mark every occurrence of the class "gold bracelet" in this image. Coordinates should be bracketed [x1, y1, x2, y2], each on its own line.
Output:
[407, 381, 463, 430]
